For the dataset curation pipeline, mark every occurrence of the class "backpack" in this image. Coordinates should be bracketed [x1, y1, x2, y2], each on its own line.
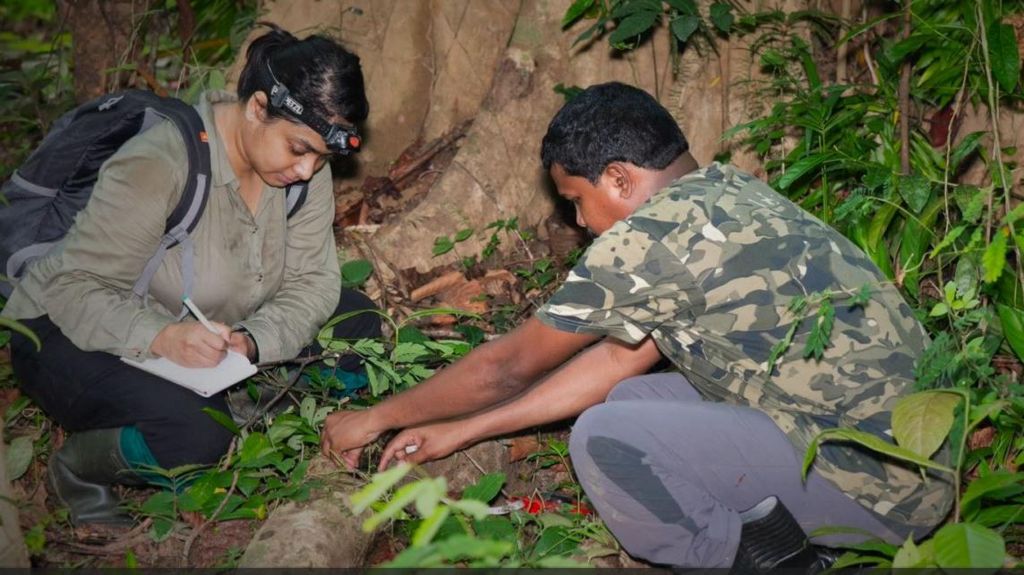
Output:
[0, 90, 309, 313]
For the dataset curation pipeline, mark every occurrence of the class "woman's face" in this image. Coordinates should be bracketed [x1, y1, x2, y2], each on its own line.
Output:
[242, 94, 335, 188]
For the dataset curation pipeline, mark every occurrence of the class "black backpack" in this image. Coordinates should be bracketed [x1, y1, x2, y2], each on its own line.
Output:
[0, 90, 309, 309]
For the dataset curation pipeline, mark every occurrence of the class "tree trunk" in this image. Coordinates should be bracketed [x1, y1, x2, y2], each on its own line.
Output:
[62, 0, 152, 102]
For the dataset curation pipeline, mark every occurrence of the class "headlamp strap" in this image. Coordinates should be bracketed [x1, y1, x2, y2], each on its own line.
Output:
[263, 63, 361, 155]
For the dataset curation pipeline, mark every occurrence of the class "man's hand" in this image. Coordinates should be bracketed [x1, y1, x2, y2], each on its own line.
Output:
[150, 321, 230, 367]
[320, 409, 384, 468]
[378, 420, 471, 470]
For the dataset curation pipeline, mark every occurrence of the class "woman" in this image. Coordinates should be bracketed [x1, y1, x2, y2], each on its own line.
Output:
[2, 24, 380, 526]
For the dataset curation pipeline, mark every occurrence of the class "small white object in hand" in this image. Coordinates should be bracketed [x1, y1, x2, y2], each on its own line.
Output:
[404, 444, 419, 454]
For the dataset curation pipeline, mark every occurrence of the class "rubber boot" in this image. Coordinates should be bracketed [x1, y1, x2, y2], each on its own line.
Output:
[47, 428, 143, 526]
[731, 495, 833, 574]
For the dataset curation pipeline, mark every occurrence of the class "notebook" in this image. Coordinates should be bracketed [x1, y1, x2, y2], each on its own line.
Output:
[122, 350, 257, 397]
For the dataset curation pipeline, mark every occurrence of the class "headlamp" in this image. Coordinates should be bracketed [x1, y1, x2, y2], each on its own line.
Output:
[263, 63, 361, 155]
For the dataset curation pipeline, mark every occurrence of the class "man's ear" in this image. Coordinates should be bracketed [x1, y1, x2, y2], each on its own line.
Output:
[246, 91, 269, 122]
[603, 162, 634, 199]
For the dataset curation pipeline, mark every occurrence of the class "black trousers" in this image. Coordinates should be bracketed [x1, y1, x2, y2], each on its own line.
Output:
[10, 288, 381, 468]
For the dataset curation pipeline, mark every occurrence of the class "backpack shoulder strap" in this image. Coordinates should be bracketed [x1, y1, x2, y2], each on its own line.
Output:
[285, 182, 309, 219]
[132, 100, 211, 304]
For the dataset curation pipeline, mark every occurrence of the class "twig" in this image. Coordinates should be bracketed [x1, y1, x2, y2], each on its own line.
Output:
[418, 328, 500, 342]
[243, 355, 330, 430]
[180, 468, 240, 566]
[460, 449, 511, 500]
[59, 518, 154, 555]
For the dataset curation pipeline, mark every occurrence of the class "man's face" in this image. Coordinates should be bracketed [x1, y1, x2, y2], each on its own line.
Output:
[550, 164, 640, 235]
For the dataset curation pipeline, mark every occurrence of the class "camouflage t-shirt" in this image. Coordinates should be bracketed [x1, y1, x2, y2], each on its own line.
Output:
[537, 163, 952, 531]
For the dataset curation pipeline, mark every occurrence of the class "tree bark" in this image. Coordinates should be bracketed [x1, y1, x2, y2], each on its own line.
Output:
[62, 0, 151, 102]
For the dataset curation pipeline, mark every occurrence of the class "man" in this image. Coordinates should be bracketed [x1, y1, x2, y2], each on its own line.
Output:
[321, 83, 952, 570]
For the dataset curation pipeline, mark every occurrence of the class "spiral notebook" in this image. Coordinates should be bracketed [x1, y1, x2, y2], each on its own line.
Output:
[122, 351, 257, 397]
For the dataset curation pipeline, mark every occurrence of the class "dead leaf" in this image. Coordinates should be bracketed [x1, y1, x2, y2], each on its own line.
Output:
[508, 436, 541, 462]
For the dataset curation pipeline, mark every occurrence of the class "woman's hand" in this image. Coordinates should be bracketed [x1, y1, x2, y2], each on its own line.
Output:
[228, 331, 257, 361]
[378, 420, 473, 471]
[150, 321, 231, 367]
[321, 409, 385, 469]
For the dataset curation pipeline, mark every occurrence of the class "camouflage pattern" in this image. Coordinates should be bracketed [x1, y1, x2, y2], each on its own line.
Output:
[537, 162, 953, 530]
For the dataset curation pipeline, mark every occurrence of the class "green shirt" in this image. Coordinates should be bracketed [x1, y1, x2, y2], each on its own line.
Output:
[537, 163, 952, 530]
[3, 91, 340, 363]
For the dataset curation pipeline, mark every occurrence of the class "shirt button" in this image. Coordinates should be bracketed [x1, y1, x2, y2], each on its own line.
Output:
[257, 273, 264, 282]
[251, 226, 258, 234]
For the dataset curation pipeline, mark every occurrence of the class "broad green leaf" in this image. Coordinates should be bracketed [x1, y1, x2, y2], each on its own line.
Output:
[988, 22, 1020, 93]
[207, 69, 226, 91]
[364, 480, 426, 531]
[341, 259, 373, 288]
[474, 516, 516, 541]
[709, 2, 734, 33]
[454, 228, 473, 242]
[996, 304, 1024, 363]
[432, 236, 454, 256]
[950, 132, 985, 172]
[413, 477, 446, 517]
[803, 428, 953, 480]
[434, 534, 513, 562]
[411, 505, 450, 548]
[461, 472, 505, 503]
[447, 498, 490, 520]
[893, 536, 935, 568]
[897, 174, 931, 214]
[891, 391, 961, 458]
[349, 463, 411, 514]
[5, 436, 33, 481]
[533, 525, 578, 559]
[932, 522, 1005, 569]
[960, 471, 1024, 521]
[561, 0, 595, 27]
[1003, 201, 1024, 226]
[776, 153, 829, 190]
[982, 229, 1008, 283]
[972, 504, 1024, 528]
[608, 10, 659, 47]
[670, 14, 700, 43]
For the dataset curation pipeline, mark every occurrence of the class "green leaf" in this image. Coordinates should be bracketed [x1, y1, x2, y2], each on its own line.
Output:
[454, 228, 474, 242]
[474, 516, 516, 541]
[996, 304, 1024, 363]
[665, 0, 698, 15]
[950, 132, 985, 172]
[447, 498, 490, 520]
[932, 522, 1005, 569]
[0, 317, 40, 351]
[562, 0, 596, 27]
[670, 15, 700, 42]
[776, 153, 828, 190]
[891, 391, 961, 458]
[982, 229, 1008, 284]
[608, 10, 659, 47]
[533, 525, 578, 559]
[413, 477, 446, 518]
[988, 22, 1020, 93]
[893, 536, 935, 568]
[201, 407, 240, 436]
[5, 436, 34, 481]
[432, 236, 455, 256]
[897, 174, 931, 214]
[803, 428, 953, 480]
[412, 506, 450, 547]
[929, 224, 966, 258]
[960, 471, 1024, 521]
[341, 259, 374, 288]
[461, 472, 505, 503]
[364, 480, 426, 531]
[709, 2, 734, 33]
[802, 297, 834, 360]
[350, 463, 412, 514]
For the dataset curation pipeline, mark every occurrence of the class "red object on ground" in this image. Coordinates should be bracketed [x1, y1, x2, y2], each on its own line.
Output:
[513, 495, 593, 516]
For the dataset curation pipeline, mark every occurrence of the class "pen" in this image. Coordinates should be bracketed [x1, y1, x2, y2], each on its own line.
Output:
[182, 296, 222, 337]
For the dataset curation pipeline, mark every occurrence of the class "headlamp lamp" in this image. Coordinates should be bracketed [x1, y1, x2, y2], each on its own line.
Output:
[263, 63, 361, 155]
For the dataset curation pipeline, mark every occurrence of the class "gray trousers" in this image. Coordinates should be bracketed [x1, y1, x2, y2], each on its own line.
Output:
[568, 373, 906, 568]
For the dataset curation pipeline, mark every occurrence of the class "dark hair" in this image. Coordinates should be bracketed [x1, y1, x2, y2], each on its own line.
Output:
[237, 23, 368, 127]
[540, 82, 688, 183]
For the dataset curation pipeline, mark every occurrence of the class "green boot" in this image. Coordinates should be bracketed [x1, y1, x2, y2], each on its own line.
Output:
[47, 428, 145, 526]
[731, 496, 835, 573]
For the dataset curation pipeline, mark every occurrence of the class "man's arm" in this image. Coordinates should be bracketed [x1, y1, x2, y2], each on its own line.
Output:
[321, 317, 598, 462]
[378, 335, 662, 468]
